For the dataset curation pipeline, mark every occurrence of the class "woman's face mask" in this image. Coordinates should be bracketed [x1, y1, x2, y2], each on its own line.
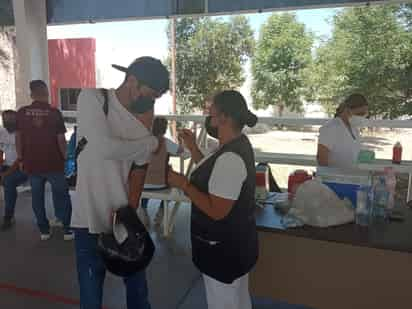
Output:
[205, 115, 218, 139]
[205, 104, 221, 139]
[349, 115, 366, 128]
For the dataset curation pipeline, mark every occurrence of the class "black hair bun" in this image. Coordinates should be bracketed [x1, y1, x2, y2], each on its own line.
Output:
[245, 111, 258, 127]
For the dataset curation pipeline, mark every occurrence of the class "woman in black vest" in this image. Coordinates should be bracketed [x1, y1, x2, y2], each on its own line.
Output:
[168, 90, 259, 309]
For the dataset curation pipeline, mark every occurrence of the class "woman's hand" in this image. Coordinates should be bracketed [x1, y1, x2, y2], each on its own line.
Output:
[167, 167, 187, 189]
[178, 129, 204, 164]
[178, 129, 197, 151]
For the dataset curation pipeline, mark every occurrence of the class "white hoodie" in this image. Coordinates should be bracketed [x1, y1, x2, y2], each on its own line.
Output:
[71, 89, 158, 233]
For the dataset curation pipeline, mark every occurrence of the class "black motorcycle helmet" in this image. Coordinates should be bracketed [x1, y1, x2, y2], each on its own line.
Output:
[97, 206, 155, 277]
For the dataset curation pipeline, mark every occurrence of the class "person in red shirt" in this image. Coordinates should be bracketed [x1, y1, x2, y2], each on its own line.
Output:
[16, 80, 72, 241]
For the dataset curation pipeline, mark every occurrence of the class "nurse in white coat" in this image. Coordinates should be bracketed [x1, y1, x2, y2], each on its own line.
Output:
[317, 94, 369, 168]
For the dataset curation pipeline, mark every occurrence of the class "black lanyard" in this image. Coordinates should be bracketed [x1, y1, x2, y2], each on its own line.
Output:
[346, 125, 357, 140]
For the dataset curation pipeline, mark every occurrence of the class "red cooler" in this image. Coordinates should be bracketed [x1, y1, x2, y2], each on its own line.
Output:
[288, 170, 312, 200]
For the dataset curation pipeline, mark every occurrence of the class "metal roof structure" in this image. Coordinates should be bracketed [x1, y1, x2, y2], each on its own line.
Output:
[0, 0, 409, 26]
[45, 0, 407, 24]
[0, 0, 13, 25]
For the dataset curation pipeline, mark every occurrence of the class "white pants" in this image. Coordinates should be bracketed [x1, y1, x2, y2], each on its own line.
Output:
[203, 273, 252, 309]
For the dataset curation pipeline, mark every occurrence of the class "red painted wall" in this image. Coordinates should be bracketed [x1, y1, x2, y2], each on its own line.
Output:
[48, 38, 96, 107]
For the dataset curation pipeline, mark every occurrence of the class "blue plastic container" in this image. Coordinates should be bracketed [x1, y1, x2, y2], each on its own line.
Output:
[316, 167, 372, 208]
[322, 182, 360, 207]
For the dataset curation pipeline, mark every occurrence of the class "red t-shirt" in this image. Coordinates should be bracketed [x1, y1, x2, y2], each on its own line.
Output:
[16, 101, 67, 174]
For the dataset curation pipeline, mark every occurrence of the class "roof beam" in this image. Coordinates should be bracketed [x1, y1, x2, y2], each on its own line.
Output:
[45, 0, 411, 25]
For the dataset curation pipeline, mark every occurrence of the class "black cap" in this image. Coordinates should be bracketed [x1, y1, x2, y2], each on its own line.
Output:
[113, 56, 170, 95]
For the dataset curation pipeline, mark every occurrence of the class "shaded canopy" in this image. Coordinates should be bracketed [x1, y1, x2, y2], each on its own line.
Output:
[0, 0, 402, 26]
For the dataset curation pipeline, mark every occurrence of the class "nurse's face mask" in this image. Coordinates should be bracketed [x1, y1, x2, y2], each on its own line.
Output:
[205, 105, 220, 139]
[349, 105, 368, 128]
[205, 116, 218, 139]
[349, 115, 366, 128]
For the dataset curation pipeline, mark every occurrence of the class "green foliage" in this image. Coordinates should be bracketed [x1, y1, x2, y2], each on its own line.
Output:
[168, 5, 412, 118]
[309, 6, 412, 118]
[167, 16, 254, 113]
[398, 3, 412, 31]
[251, 13, 314, 113]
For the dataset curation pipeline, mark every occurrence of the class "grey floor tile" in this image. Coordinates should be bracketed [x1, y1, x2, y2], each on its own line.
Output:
[0, 193, 202, 309]
[178, 275, 207, 309]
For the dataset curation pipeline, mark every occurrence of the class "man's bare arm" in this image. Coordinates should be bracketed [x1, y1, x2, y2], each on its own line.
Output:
[128, 166, 148, 209]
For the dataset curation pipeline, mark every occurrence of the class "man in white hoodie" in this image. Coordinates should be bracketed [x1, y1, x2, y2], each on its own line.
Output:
[71, 57, 169, 309]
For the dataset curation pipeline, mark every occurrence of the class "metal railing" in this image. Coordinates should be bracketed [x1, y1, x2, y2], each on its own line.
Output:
[62, 111, 412, 129]
[63, 111, 412, 202]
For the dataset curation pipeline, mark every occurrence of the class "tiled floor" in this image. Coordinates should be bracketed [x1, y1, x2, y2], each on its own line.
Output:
[0, 192, 312, 309]
[0, 193, 205, 309]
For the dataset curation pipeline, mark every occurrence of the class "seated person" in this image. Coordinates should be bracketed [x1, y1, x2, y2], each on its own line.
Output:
[140, 117, 183, 228]
[0, 110, 28, 230]
[317, 94, 368, 168]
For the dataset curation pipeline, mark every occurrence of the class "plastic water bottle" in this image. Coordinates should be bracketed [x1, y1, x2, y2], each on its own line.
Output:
[384, 167, 396, 210]
[371, 176, 389, 222]
[355, 186, 370, 226]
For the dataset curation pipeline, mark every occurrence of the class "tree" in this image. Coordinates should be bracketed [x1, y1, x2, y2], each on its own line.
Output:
[251, 13, 314, 114]
[309, 6, 412, 118]
[167, 16, 254, 113]
[398, 3, 412, 30]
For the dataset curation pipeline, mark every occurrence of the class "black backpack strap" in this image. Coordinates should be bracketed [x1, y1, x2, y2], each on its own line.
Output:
[101, 88, 109, 116]
[75, 136, 88, 160]
[75, 89, 109, 160]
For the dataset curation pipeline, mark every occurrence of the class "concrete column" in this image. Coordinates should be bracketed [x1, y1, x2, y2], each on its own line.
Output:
[0, 29, 18, 112]
[12, 0, 49, 108]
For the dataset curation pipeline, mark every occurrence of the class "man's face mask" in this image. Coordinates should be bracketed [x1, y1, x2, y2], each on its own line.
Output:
[205, 115, 218, 139]
[129, 96, 155, 114]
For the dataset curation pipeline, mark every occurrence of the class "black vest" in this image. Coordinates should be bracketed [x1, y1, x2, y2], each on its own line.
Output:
[190, 134, 259, 284]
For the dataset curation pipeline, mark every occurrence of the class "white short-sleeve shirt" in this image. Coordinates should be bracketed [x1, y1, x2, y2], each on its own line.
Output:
[194, 151, 247, 201]
[318, 117, 361, 169]
[0, 128, 17, 166]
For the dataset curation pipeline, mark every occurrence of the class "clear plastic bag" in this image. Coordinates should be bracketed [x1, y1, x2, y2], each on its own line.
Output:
[289, 180, 355, 227]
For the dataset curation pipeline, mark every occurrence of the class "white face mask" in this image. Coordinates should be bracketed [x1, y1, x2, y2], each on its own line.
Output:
[349, 115, 366, 128]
